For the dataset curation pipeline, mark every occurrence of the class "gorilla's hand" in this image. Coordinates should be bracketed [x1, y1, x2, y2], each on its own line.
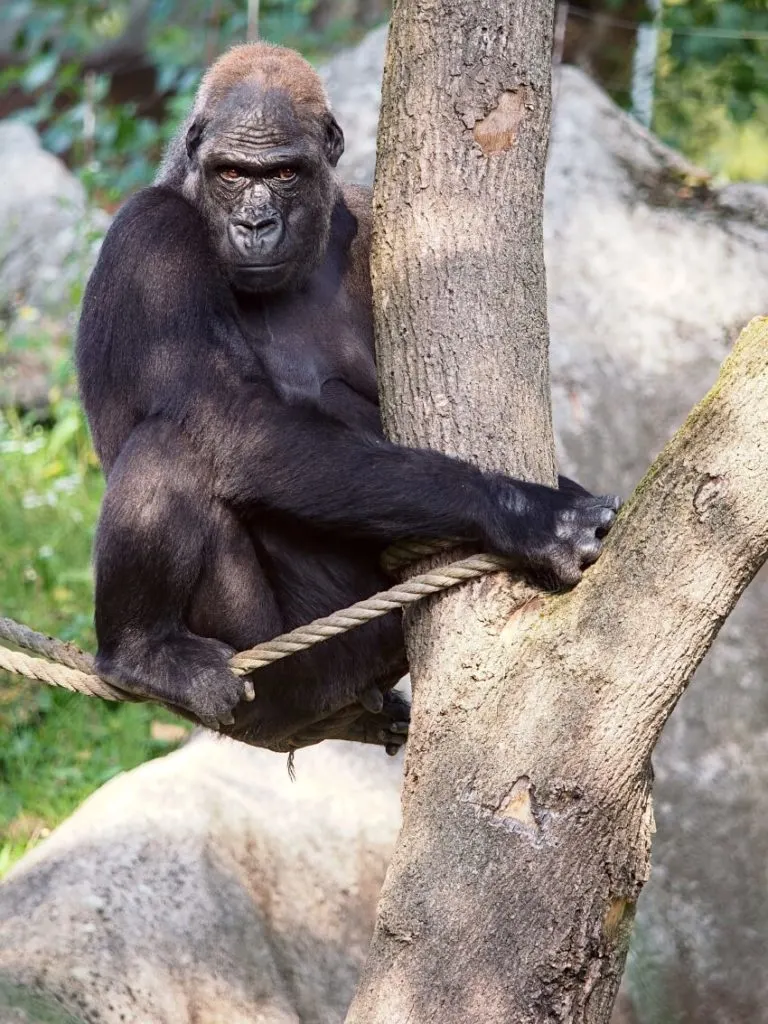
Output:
[485, 477, 621, 588]
[98, 633, 253, 731]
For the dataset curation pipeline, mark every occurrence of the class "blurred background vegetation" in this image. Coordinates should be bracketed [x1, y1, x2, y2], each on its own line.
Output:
[0, 0, 389, 202]
[0, 0, 766, 873]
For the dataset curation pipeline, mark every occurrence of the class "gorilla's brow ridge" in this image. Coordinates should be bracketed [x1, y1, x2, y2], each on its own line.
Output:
[205, 149, 315, 179]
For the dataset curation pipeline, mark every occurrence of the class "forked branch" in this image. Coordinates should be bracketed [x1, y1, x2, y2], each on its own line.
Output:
[347, 318, 768, 1021]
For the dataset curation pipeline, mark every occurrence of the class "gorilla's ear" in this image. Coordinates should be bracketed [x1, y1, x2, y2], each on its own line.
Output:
[185, 118, 205, 160]
[323, 113, 344, 167]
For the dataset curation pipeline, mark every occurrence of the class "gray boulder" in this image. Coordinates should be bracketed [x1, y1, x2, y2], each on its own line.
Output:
[0, 123, 105, 316]
[320, 26, 388, 185]
[546, 67, 768, 1024]
[0, 121, 106, 408]
[0, 735, 401, 1024]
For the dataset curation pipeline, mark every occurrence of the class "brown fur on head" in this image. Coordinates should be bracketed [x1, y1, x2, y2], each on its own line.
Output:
[195, 42, 330, 119]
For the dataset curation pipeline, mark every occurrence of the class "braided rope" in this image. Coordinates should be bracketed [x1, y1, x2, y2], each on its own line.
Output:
[0, 617, 96, 674]
[230, 552, 506, 672]
[0, 646, 133, 701]
[379, 536, 460, 574]
[0, 548, 508, 704]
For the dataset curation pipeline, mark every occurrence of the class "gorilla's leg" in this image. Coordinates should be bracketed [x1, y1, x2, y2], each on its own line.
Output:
[96, 419, 410, 747]
[275, 688, 411, 754]
[93, 419, 270, 728]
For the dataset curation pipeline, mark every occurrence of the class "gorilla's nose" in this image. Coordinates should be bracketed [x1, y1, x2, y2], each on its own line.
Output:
[230, 211, 284, 256]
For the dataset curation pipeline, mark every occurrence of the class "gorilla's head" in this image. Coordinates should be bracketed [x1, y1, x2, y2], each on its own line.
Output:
[164, 43, 345, 294]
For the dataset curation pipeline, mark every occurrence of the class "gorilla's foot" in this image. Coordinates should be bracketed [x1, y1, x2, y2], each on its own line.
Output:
[96, 631, 251, 730]
[270, 689, 411, 754]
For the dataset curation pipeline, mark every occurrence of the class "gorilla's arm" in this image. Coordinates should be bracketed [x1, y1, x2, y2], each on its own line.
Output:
[196, 386, 616, 584]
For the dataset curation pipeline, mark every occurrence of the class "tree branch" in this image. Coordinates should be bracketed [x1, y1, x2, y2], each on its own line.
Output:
[559, 316, 768, 755]
[348, 316, 768, 1023]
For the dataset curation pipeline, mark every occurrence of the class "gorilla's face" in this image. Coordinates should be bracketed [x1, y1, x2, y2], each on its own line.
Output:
[186, 84, 344, 294]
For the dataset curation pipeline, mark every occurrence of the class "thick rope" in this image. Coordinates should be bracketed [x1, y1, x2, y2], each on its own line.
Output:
[230, 552, 506, 672]
[0, 617, 96, 674]
[0, 548, 508, 703]
[0, 646, 130, 701]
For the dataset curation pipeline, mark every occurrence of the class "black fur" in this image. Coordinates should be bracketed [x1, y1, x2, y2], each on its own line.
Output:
[76, 67, 619, 748]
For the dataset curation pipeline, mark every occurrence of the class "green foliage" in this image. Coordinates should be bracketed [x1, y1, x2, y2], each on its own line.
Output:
[0, 392, 187, 875]
[566, 2, 767, 180]
[654, 1, 768, 179]
[2, 0, 374, 201]
[4, 0, 214, 199]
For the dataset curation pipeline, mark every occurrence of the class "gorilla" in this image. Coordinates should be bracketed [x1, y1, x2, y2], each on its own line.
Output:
[76, 43, 619, 752]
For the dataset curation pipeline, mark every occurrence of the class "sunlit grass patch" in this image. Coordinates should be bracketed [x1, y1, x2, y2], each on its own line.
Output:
[0, 399, 185, 875]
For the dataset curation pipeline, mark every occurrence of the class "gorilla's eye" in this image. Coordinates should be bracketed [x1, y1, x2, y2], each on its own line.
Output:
[219, 168, 243, 182]
[273, 167, 297, 182]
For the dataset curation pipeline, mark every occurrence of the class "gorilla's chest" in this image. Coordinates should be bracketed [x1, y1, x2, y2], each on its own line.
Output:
[237, 285, 381, 433]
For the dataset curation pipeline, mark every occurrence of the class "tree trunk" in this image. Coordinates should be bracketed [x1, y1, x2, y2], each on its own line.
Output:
[345, 1, 768, 1021]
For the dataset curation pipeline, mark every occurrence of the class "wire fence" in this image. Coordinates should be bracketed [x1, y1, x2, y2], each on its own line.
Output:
[564, 3, 768, 42]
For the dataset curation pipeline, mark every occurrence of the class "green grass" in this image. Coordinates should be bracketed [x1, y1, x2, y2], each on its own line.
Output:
[0, 391, 186, 874]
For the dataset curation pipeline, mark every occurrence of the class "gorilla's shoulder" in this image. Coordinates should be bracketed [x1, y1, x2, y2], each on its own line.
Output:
[102, 187, 213, 276]
[109, 187, 207, 250]
[341, 183, 373, 223]
[340, 183, 373, 278]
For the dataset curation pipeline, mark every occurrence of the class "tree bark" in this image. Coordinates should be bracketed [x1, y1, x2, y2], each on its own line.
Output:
[345, 0, 768, 1021]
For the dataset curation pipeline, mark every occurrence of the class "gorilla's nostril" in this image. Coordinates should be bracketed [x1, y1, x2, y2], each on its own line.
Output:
[229, 214, 284, 256]
[254, 214, 279, 235]
[235, 213, 284, 250]
[235, 224, 253, 246]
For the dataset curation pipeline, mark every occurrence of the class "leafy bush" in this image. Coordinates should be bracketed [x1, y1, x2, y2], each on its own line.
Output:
[1, 0, 378, 201]
[0, 395, 187, 874]
[655, 1, 768, 179]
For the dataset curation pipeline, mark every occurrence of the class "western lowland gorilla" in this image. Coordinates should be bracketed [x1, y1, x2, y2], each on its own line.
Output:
[77, 43, 619, 752]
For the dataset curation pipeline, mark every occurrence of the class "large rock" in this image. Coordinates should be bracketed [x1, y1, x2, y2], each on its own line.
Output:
[0, 736, 402, 1024]
[320, 26, 389, 185]
[546, 68, 768, 1024]
[0, 121, 106, 408]
[0, 124, 106, 316]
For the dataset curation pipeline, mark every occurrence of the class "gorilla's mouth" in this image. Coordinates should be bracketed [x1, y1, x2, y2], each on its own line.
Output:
[232, 260, 293, 293]
[241, 260, 287, 268]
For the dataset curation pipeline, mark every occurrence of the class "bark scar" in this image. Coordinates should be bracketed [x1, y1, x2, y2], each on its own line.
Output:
[602, 897, 635, 945]
[459, 775, 544, 841]
[473, 88, 532, 156]
[693, 473, 724, 522]
[501, 595, 545, 642]
[495, 775, 541, 833]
